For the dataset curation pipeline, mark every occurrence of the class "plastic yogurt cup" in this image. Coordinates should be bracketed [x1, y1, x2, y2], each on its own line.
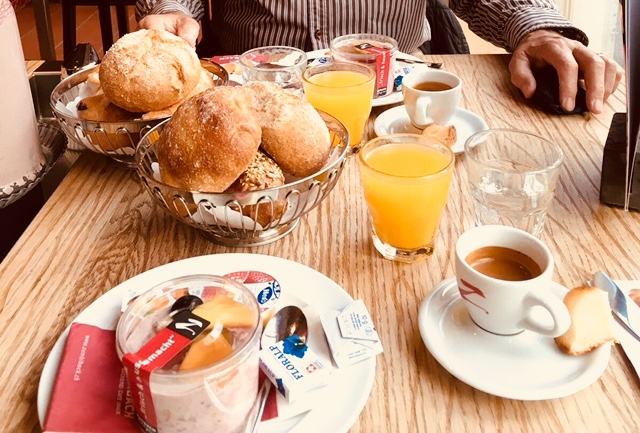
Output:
[330, 33, 398, 98]
[115, 274, 261, 433]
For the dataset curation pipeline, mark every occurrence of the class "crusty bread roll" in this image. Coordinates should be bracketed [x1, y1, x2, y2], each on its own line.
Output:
[99, 29, 201, 113]
[244, 82, 331, 177]
[226, 151, 287, 227]
[555, 285, 617, 355]
[142, 66, 216, 121]
[421, 123, 457, 147]
[76, 93, 137, 122]
[157, 86, 262, 192]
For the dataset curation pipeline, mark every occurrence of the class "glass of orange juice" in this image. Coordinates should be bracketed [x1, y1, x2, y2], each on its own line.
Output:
[302, 62, 375, 151]
[358, 133, 455, 262]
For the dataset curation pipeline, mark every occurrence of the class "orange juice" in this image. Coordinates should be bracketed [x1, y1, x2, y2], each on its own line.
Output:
[303, 64, 375, 147]
[359, 138, 454, 255]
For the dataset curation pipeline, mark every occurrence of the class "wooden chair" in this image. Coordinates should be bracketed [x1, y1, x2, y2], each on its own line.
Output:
[62, 0, 136, 59]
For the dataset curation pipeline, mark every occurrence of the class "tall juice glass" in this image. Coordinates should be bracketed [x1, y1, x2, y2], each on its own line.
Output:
[358, 134, 455, 262]
[302, 62, 375, 150]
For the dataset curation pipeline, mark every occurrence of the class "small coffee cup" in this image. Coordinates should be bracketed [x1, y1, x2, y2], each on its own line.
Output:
[402, 67, 461, 129]
[454, 225, 571, 337]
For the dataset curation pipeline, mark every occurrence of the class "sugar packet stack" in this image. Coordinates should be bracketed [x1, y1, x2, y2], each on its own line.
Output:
[320, 299, 383, 368]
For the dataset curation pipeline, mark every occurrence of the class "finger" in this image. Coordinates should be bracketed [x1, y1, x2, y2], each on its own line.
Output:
[509, 53, 537, 98]
[176, 18, 200, 48]
[540, 49, 580, 112]
[573, 48, 606, 113]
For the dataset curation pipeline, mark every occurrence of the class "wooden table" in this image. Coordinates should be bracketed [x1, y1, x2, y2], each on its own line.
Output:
[2, 54, 639, 433]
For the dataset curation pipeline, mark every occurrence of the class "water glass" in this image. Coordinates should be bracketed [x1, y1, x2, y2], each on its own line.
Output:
[239, 46, 307, 96]
[358, 133, 455, 263]
[464, 129, 563, 237]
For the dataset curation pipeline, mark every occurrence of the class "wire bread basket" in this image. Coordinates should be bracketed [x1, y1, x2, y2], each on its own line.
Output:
[136, 111, 349, 246]
[50, 60, 229, 169]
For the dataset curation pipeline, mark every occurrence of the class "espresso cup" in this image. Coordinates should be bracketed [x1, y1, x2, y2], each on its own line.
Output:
[402, 67, 461, 129]
[454, 225, 571, 337]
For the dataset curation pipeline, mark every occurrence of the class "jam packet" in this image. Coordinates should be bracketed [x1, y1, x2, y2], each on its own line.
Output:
[320, 299, 383, 368]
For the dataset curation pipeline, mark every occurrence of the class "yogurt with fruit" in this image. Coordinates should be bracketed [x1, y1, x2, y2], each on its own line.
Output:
[116, 275, 261, 433]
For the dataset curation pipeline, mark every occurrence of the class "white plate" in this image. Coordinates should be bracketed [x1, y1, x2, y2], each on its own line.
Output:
[305, 49, 423, 107]
[37, 254, 376, 433]
[418, 277, 611, 400]
[373, 105, 488, 154]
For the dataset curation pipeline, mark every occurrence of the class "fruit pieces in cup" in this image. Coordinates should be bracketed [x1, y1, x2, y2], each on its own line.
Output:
[116, 275, 261, 433]
[302, 61, 375, 149]
[358, 133, 455, 262]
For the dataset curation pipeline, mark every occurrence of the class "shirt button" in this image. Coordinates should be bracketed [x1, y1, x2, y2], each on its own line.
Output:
[314, 29, 323, 39]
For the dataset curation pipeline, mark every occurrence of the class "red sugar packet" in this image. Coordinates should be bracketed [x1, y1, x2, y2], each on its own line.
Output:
[43, 323, 139, 433]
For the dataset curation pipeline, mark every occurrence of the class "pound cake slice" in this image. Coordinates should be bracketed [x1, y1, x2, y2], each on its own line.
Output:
[555, 285, 617, 355]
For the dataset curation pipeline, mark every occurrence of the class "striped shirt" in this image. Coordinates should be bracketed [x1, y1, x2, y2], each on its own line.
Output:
[135, 0, 587, 55]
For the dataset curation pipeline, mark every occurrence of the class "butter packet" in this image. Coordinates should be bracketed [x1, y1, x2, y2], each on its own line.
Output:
[320, 299, 383, 368]
[259, 336, 332, 402]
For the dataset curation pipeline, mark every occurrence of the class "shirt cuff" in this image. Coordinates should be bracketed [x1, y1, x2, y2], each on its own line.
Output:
[148, 0, 202, 20]
[504, 7, 589, 51]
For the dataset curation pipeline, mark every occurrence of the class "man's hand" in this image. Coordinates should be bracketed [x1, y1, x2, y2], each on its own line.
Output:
[138, 12, 200, 48]
[509, 29, 623, 114]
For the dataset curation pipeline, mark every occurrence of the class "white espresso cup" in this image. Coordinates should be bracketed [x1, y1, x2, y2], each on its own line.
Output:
[402, 67, 462, 129]
[454, 225, 571, 337]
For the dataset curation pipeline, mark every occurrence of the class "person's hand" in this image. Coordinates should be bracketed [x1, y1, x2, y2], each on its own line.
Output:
[138, 12, 200, 48]
[509, 29, 623, 114]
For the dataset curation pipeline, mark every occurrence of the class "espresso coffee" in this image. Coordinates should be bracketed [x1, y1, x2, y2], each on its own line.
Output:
[413, 81, 453, 91]
[465, 246, 542, 281]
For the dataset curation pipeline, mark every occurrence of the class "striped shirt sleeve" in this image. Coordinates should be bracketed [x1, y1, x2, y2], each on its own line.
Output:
[450, 0, 588, 51]
[135, 0, 203, 22]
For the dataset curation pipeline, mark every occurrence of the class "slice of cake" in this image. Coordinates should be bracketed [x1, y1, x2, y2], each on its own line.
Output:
[555, 285, 617, 355]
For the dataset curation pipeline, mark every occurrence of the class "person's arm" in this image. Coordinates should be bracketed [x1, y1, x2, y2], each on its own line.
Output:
[449, 0, 586, 52]
[135, 0, 203, 47]
[135, 0, 203, 22]
[451, 0, 622, 115]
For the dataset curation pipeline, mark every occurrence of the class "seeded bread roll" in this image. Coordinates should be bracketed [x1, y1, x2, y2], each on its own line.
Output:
[99, 29, 201, 113]
[555, 285, 617, 355]
[226, 150, 287, 227]
[244, 82, 331, 177]
[157, 86, 262, 192]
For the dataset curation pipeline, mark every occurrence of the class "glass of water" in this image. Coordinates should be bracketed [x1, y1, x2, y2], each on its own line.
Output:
[463, 129, 563, 237]
[239, 46, 307, 96]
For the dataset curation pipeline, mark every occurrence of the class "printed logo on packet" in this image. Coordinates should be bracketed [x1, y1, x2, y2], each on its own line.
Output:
[355, 42, 392, 97]
[225, 271, 281, 311]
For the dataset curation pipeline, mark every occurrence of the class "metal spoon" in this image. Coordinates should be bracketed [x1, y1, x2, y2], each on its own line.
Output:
[246, 306, 309, 433]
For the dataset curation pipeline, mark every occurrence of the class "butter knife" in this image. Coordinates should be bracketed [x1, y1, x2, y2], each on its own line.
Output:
[593, 271, 640, 343]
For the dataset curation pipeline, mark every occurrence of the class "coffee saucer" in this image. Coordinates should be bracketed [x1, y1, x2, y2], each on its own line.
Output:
[373, 106, 488, 154]
[418, 277, 611, 400]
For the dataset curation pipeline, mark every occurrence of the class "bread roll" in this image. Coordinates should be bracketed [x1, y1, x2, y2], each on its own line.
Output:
[99, 29, 201, 113]
[244, 82, 331, 177]
[555, 285, 617, 355]
[142, 66, 216, 121]
[157, 86, 261, 192]
[76, 93, 137, 122]
[226, 151, 287, 227]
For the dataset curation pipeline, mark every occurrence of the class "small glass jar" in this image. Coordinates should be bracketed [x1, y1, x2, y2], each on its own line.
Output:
[330, 33, 399, 98]
[116, 274, 261, 433]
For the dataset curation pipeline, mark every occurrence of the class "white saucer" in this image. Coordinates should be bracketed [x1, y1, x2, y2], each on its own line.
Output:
[418, 277, 611, 400]
[373, 106, 488, 154]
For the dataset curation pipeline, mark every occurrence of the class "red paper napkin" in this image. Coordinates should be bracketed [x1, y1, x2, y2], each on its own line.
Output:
[43, 323, 138, 432]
